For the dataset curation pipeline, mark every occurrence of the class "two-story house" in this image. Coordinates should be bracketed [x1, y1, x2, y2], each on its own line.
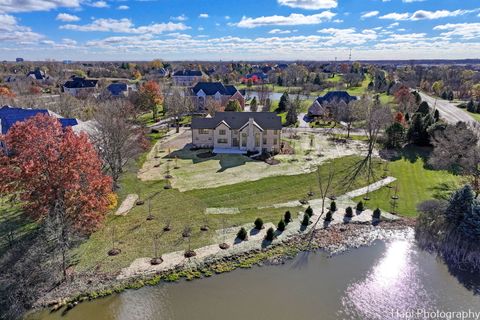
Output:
[308, 91, 357, 119]
[172, 70, 204, 86]
[191, 112, 282, 154]
[63, 76, 98, 97]
[192, 82, 245, 112]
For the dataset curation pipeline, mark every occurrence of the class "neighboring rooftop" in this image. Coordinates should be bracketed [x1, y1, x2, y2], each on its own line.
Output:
[315, 91, 357, 105]
[63, 77, 98, 89]
[0, 106, 78, 134]
[191, 112, 282, 130]
[107, 83, 128, 96]
[173, 70, 203, 77]
[192, 82, 239, 96]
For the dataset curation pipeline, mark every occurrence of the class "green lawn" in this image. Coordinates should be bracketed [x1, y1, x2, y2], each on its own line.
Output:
[466, 110, 480, 122]
[74, 155, 382, 273]
[353, 146, 463, 217]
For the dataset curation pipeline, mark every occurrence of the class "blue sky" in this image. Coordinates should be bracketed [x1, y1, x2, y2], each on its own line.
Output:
[0, 0, 479, 60]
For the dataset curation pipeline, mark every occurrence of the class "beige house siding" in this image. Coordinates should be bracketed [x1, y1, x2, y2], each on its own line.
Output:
[213, 123, 232, 148]
[192, 128, 214, 147]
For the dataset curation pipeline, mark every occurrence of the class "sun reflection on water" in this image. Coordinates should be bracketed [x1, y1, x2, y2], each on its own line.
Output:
[339, 239, 433, 320]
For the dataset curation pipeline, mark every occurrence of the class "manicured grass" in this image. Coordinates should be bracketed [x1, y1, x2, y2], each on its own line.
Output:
[74, 155, 382, 273]
[353, 146, 463, 217]
[466, 110, 480, 122]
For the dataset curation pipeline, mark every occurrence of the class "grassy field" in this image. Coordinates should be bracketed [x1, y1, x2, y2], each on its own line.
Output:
[466, 110, 480, 122]
[74, 155, 381, 273]
[353, 146, 463, 217]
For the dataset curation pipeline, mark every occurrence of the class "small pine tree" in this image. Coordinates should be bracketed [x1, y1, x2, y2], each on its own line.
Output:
[305, 206, 313, 217]
[356, 201, 364, 212]
[372, 208, 381, 219]
[284, 210, 292, 224]
[265, 227, 275, 241]
[330, 201, 337, 212]
[254, 217, 264, 230]
[325, 211, 333, 221]
[302, 213, 310, 226]
[237, 227, 247, 241]
[345, 206, 353, 218]
[277, 219, 286, 231]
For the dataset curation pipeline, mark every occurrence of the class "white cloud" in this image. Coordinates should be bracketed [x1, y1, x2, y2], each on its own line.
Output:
[434, 23, 480, 39]
[117, 5, 129, 10]
[171, 14, 187, 21]
[380, 9, 476, 21]
[199, 13, 209, 18]
[198, 26, 204, 31]
[0, 0, 80, 13]
[382, 33, 427, 42]
[236, 11, 335, 28]
[269, 29, 292, 34]
[318, 27, 377, 45]
[0, 14, 44, 42]
[277, 0, 337, 10]
[56, 13, 80, 21]
[62, 38, 77, 45]
[361, 11, 379, 19]
[90, 1, 108, 8]
[225, 15, 231, 20]
[60, 18, 189, 34]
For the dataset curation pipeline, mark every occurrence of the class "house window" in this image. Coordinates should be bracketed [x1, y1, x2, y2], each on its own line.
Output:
[241, 133, 247, 147]
[273, 138, 278, 145]
[199, 129, 209, 134]
[255, 133, 260, 147]
[217, 138, 228, 144]
[262, 137, 267, 145]
[219, 129, 226, 135]
[273, 130, 278, 135]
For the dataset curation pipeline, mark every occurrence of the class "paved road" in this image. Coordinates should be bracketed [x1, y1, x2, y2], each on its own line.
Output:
[418, 92, 476, 125]
[297, 113, 309, 128]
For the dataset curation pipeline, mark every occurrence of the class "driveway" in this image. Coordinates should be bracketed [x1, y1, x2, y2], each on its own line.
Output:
[418, 92, 476, 125]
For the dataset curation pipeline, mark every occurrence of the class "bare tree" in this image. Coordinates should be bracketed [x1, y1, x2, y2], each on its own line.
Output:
[332, 100, 357, 138]
[346, 95, 392, 188]
[429, 121, 480, 193]
[93, 99, 147, 188]
[164, 86, 195, 133]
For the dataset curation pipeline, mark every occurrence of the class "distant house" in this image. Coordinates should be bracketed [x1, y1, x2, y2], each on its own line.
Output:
[308, 91, 357, 118]
[158, 68, 169, 78]
[172, 70, 204, 86]
[191, 82, 244, 112]
[63, 76, 98, 97]
[15, 58, 24, 62]
[106, 83, 136, 97]
[241, 72, 268, 84]
[0, 105, 78, 138]
[191, 112, 282, 154]
[26, 69, 49, 82]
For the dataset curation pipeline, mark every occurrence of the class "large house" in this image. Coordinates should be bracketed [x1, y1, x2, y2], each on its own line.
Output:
[308, 91, 357, 118]
[63, 76, 98, 97]
[172, 70, 204, 86]
[26, 69, 49, 82]
[0, 105, 78, 135]
[191, 112, 282, 154]
[241, 72, 268, 84]
[106, 83, 136, 97]
[191, 82, 244, 112]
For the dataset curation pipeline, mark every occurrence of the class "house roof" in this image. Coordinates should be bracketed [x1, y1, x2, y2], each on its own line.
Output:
[192, 82, 239, 96]
[27, 69, 47, 80]
[63, 77, 98, 89]
[191, 112, 282, 130]
[173, 70, 203, 77]
[245, 72, 268, 80]
[107, 83, 128, 96]
[315, 91, 357, 105]
[0, 106, 78, 134]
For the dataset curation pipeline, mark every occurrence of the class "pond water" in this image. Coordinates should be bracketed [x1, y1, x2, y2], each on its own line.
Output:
[30, 238, 480, 320]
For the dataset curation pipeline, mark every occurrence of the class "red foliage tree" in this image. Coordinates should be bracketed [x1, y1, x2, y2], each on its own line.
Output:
[0, 114, 112, 234]
[394, 112, 406, 126]
[394, 85, 416, 114]
[0, 86, 15, 98]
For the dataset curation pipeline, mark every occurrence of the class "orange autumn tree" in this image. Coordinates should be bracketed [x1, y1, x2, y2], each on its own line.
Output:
[0, 114, 112, 233]
[0, 86, 15, 98]
[138, 80, 163, 121]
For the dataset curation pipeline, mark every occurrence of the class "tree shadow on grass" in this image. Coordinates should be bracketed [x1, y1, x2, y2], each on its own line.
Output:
[428, 181, 460, 201]
[379, 144, 432, 167]
[446, 262, 480, 295]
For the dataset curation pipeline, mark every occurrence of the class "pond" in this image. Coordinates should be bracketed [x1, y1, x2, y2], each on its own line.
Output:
[30, 237, 480, 320]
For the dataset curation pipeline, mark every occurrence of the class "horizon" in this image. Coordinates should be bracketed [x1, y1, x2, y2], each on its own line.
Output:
[1, 0, 479, 61]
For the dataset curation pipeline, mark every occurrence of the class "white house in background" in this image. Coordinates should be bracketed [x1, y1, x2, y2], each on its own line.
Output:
[191, 112, 282, 154]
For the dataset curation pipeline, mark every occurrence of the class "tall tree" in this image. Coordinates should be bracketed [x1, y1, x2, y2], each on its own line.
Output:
[278, 92, 289, 112]
[163, 86, 195, 132]
[93, 100, 148, 188]
[0, 114, 112, 277]
[137, 80, 163, 121]
[225, 99, 242, 112]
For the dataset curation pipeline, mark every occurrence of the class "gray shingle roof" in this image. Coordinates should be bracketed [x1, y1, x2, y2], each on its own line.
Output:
[63, 77, 98, 89]
[192, 82, 239, 96]
[173, 70, 203, 77]
[191, 112, 282, 130]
